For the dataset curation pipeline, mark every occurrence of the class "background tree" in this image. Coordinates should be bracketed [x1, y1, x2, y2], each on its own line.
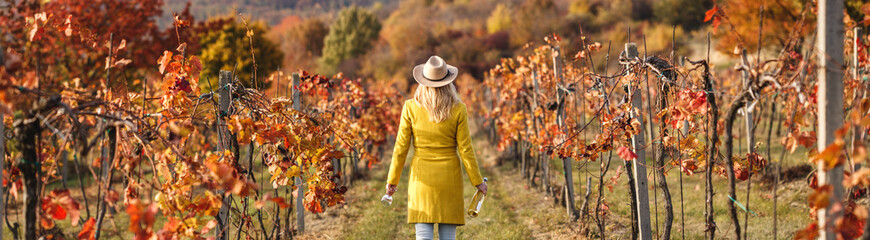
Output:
[291, 18, 330, 56]
[711, 0, 812, 53]
[486, 4, 512, 34]
[320, 6, 381, 74]
[198, 19, 284, 89]
[653, 0, 713, 31]
[510, 0, 559, 47]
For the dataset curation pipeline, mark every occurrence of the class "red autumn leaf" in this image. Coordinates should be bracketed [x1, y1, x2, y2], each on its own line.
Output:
[704, 5, 722, 34]
[77, 218, 96, 240]
[703, 5, 719, 22]
[41, 189, 81, 225]
[839, 205, 866, 239]
[734, 167, 748, 181]
[46, 204, 67, 219]
[105, 189, 120, 204]
[188, 56, 203, 76]
[171, 77, 192, 93]
[174, 14, 190, 27]
[574, 50, 587, 61]
[617, 146, 638, 161]
[28, 12, 47, 41]
[797, 132, 816, 146]
[255, 194, 290, 209]
[598, 202, 610, 216]
[680, 159, 697, 176]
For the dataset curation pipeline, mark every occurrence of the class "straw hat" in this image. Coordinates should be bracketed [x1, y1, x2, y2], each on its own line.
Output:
[413, 56, 458, 88]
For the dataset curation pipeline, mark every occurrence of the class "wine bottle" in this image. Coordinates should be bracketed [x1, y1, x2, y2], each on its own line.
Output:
[381, 194, 393, 206]
[467, 177, 488, 218]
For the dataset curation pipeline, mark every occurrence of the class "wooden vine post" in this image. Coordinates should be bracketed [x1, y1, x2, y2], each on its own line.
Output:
[816, 0, 845, 238]
[94, 34, 117, 240]
[739, 49, 756, 154]
[624, 43, 652, 240]
[552, 46, 578, 220]
[292, 72, 305, 233]
[215, 70, 233, 240]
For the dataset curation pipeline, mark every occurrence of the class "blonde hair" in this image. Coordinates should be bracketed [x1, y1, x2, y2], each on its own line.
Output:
[413, 83, 460, 123]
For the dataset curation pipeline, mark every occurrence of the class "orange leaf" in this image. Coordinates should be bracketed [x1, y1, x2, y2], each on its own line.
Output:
[157, 51, 172, 74]
[77, 218, 96, 240]
[113, 59, 132, 69]
[848, 168, 870, 188]
[808, 185, 832, 209]
[813, 142, 844, 170]
[40, 216, 55, 229]
[117, 39, 127, 51]
[793, 223, 819, 240]
[126, 200, 158, 238]
[704, 5, 719, 22]
[62, 15, 73, 37]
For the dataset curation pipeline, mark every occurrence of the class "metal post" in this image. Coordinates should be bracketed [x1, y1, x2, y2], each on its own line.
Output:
[817, 0, 845, 239]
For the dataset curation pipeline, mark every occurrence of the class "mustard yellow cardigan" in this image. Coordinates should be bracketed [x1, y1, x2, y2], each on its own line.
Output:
[387, 100, 484, 225]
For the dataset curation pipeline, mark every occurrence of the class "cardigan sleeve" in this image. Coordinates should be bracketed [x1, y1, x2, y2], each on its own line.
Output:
[456, 103, 484, 186]
[387, 101, 413, 185]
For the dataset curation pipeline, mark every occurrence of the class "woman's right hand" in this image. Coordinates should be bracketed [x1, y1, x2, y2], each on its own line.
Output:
[476, 182, 487, 195]
[385, 184, 397, 196]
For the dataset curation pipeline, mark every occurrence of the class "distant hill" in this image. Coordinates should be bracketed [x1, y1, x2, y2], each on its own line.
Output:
[160, 0, 397, 27]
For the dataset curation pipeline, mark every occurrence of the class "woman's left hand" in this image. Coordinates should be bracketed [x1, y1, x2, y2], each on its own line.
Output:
[476, 182, 487, 195]
[385, 184, 397, 196]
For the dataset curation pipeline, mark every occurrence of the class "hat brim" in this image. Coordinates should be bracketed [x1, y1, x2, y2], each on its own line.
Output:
[413, 64, 458, 88]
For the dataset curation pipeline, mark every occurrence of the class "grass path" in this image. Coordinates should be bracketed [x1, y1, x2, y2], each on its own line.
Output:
[298, 129, 580, 239]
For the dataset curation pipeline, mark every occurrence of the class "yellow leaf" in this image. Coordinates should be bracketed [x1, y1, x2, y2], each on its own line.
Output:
[812, 142, 844, 170]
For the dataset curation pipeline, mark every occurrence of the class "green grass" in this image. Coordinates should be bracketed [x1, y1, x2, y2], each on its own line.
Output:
[540, 131, 814, 239]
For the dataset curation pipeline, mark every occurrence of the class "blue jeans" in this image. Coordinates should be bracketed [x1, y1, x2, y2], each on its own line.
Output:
[415, 223, 456, 240]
